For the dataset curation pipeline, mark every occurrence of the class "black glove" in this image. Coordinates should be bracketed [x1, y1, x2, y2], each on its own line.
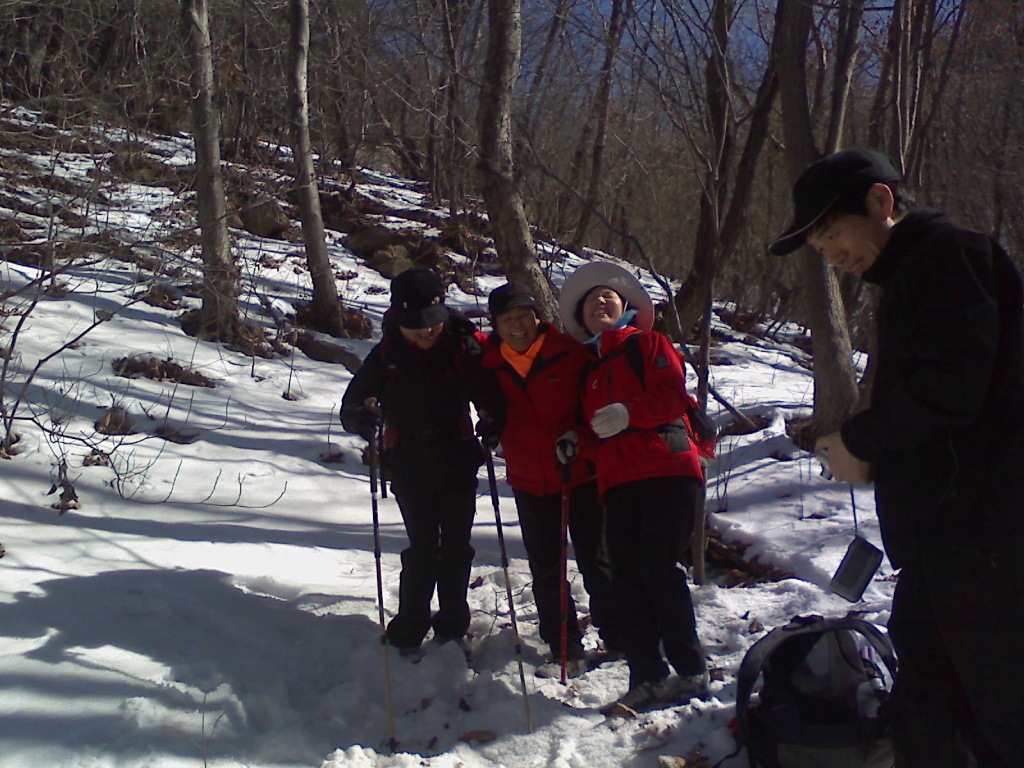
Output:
[475, 415, 501, 450]
[351, 402, 382, 442]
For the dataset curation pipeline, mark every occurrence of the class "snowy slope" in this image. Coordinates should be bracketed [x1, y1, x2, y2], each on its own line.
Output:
[0, 104, 893, 768]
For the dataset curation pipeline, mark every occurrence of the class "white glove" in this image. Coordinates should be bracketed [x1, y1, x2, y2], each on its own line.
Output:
[555, 430, 578, 465]
[591, 403, 629, 438]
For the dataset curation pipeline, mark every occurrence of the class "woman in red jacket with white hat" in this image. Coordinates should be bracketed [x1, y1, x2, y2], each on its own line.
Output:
[559, 260, 709, 715]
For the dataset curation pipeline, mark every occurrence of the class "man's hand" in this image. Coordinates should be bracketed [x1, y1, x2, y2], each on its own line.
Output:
[814, 432, 872, 484]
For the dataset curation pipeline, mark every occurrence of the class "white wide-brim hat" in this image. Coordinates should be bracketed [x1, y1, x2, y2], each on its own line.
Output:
[558, 261, 655, 341]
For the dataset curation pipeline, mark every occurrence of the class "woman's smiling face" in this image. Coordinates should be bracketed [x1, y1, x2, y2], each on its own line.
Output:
[581, 286, 624, 335]
[494, 307, 540, 352]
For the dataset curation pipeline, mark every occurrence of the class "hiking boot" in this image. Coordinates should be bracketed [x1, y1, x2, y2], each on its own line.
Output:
[429, 634, 472, 663]
[535, 656, 588, 679]
[588, 647, 626, 665]
[432, 632, 466, 647]
[394, 643, 424, 662]
[599, 681, 670, 716]
[658, 671, 711, 704]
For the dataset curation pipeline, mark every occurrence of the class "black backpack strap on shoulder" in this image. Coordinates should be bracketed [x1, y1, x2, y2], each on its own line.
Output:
[584, 334, 641, 376]
[622, 332, 647, 386]
[622, 333, 714, 444]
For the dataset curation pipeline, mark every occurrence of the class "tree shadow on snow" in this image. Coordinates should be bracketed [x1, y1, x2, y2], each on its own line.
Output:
[0, 566, 577, 762]
[0, 568, 404, 764]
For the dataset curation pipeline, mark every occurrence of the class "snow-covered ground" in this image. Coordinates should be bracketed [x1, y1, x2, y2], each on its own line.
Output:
[0, 105, 892, 768]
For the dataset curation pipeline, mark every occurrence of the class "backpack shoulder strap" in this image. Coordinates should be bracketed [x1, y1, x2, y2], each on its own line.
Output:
[621, 333, 714, 446]
[622, 332, 694, 402]
[622, 332, 647, 386]
[581, 333, 645, 384]
[832, 616, 898, 679]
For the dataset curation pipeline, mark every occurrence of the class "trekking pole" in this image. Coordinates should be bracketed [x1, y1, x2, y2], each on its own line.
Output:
[377, 425, 388, 499]
[367, 414, 398, 751]
[559, 462, 571, 684]
[485, 449, 534, 733]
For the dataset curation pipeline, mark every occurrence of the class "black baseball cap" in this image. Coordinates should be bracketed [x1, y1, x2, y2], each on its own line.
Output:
[488, 282, 537, 318]
[390, 268, 449, 329]
[770, 150, 903, 256]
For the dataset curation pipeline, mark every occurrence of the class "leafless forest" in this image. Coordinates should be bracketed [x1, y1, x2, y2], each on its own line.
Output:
[2, 0, 1022, 435]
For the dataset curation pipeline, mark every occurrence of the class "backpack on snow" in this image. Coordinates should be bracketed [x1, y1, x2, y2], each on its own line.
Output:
[615, 333, 717, 459]
[733, 615, 897, 768]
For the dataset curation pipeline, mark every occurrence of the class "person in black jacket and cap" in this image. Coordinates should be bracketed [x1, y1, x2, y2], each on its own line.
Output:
[341, 268, 504, 653]
[771, 149, 1024, 768]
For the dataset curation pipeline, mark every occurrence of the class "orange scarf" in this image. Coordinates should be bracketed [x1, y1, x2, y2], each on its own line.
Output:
[500, 330, 547, 378]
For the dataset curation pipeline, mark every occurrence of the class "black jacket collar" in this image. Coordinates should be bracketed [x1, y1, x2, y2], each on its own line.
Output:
[862, 209, 952, 287]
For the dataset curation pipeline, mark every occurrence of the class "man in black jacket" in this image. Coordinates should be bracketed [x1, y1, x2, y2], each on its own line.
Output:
[772, 150, 1024, 768]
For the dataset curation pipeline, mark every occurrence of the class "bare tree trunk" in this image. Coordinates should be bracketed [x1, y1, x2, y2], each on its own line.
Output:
[669, 0, 763, 584]
[478, 0, 559, 323]
[572, 0, 632, 249]
[180, 0, 242, 343]
[825, 0, 867, 153]
[690, 278, 714, 584]
[776, 0, 859, 441]
[289, 0, 346, 337]
[603, 70, 646, 260]
[671, 0, 781, 338]
[683, 0, 737, 587]
[868, 0, 967, 187]
[682, 0, 733, 340]
[867, 0, 901, 150]
[436, 0, 476, 219]
[221, 1, 255, 162]
[522, 0, 571, 136]
[992, 96, 1014, 242]
[552, 118, 592, 241]
[904, 1, 966, 184]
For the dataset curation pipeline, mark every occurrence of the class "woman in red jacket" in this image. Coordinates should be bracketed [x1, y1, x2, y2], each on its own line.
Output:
[482, 283, 624, 677]
[559, 261, 709, 715]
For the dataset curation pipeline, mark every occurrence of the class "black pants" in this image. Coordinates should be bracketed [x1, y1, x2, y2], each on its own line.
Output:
[513, 480, 623, 659]
[385, 472, 478, 649]
[604, 475, 705, 688]
[888, 545, 1024, 768]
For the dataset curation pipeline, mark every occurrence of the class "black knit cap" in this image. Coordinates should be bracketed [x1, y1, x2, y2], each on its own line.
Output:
[390, 268, 449, 329]
[770, 150, 902, 256]
[488, 282, 537, 318]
